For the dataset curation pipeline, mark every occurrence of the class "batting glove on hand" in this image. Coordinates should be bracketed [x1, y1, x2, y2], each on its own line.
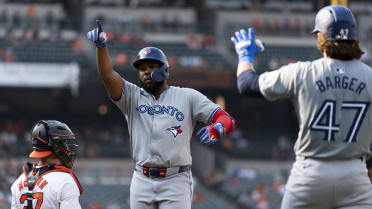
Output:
[231, 27, 264, 63]
[197, 122, 225, 146]
[87, 20, 107, 48]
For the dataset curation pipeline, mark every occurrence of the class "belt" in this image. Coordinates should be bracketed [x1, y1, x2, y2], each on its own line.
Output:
[135, 165, 190, 178]
[296, 156, 365, 162]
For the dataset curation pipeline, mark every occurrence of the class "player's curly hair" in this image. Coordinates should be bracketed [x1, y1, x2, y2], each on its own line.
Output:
[317, 33, 364, 60]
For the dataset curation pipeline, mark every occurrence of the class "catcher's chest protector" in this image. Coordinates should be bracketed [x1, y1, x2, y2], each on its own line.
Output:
[23, 162, 83, 209]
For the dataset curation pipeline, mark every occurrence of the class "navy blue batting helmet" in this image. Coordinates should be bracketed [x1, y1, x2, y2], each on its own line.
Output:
[133, 47, 169, 82]
[312, 5, 357, 41]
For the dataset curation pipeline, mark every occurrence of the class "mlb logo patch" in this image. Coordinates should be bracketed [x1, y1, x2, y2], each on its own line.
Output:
[336, 68, 345, 74]
[167, 125, 182, 138]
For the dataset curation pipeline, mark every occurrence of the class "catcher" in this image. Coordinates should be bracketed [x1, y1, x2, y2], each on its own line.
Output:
[11, 120, 82, 209]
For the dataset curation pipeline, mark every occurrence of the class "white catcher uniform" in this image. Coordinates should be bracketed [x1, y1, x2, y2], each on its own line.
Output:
[11, 164, 82, 209]
[259, 57, 372, 208]
[113, 79, 220, 209]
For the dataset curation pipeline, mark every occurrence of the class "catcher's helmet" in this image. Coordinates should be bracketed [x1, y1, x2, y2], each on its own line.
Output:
[29, 120, 78, 168]
[133, 47, 169, 82]
[312, 5, 357, 40]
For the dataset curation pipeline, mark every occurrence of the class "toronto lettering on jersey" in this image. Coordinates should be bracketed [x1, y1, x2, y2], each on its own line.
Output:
[315, 76, 366, 95]
[136, 105, 185, 121]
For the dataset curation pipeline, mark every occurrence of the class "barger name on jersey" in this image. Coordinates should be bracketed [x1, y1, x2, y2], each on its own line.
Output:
[136, 104, 185, 121]
[315, 75, 366, 95]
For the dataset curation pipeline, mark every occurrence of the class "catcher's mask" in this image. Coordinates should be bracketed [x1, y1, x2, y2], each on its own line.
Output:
[29, 120, 78, 168]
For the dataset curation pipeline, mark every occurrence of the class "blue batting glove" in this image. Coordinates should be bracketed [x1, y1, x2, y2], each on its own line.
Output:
[87, 20, 107, 48]
[197, 122, 225, 146]
[231, 28, 264, 63]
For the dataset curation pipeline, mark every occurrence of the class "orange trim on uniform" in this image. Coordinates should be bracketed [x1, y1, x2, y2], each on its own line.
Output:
[22, 166, 29, 187]
[29, 150, 52, 158]
[36, 127, 48, 144]
[35, 165, 83, 195]
[24, 163, 83, 195]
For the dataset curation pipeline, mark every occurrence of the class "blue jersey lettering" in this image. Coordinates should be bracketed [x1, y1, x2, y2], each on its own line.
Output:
[316, 80, 326, 92]
[315, 76, 366, 95]
[137, 105, 184, 121]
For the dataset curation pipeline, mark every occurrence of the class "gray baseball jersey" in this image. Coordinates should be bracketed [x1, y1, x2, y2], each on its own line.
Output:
[113, 79, 220, 167]
[259, 58, 372, 159]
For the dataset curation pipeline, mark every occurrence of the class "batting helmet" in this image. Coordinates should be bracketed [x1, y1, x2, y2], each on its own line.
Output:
[133, 47, 169, 82]
[29, 120, 78, 168]
[312, 5, 357, 40]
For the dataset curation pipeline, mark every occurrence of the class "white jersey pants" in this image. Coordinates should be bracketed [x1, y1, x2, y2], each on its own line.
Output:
[130, 168, 193, 209]
[281, 157, 372, 209]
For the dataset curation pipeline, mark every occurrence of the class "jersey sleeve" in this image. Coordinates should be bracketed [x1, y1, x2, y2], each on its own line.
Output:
[258, 62, 307, 101]
[11, 180, 18, 209]
[111, 78, 140, 115]
[59, 176, 82, 209]
[190, 89, 221, 124]
[11, 174, 24, 209]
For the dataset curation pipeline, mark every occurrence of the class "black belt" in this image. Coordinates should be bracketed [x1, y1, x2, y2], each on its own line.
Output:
[296, 156, 365, 161]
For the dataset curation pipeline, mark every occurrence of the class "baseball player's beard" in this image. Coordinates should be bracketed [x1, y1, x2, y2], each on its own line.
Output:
[140, 79, 164, 94]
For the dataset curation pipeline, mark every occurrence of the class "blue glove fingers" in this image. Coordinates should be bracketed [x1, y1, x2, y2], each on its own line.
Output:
[231, 37, 238, 44]
[200, 130, 211, 145]
[248, 27, 255, 41]
[198, 127, 209, 144]
[87, 31, 94, 41]
[256, 39, 265, 52]
[93, 28, 98, 41]
[96, 20, 104, 32]
[240, 29, 248, 40]
[200, 135, 209, 145]
[197, 127, 206, 136]
[213, 123, 225, 135]
[87, 30, 96, 41]
[86, 31, 91, 40]
[87, 23, 107, 48]
[200, 138, 208, 145]
[235, 31, 243, 41]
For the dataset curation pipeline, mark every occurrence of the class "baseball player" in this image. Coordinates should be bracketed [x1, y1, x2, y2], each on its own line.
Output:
[11, 120, 82, 209]
[231, 5, 372, 209]
[86, 20, 235, 209]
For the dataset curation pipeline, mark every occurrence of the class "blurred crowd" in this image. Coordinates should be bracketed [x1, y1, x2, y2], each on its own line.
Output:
[0, 119, 130, 159]
[199, 166, 289, 209]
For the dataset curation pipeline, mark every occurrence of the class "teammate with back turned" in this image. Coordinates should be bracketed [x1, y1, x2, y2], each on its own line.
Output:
[231, 5, 372, 209]
[11, 120, 82, 209]
[86, 20, 235, 209]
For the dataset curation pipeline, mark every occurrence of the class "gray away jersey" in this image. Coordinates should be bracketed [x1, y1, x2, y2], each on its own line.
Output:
[113, 79, 220, 167]
[259, 58, 372, 159]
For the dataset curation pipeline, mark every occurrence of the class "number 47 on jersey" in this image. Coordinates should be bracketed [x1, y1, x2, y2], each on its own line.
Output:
[309, 100, 370, 143]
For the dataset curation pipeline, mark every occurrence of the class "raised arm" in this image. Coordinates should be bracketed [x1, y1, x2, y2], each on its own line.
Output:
[231, 28, 264, 97]
[87, 20, 123, 100]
